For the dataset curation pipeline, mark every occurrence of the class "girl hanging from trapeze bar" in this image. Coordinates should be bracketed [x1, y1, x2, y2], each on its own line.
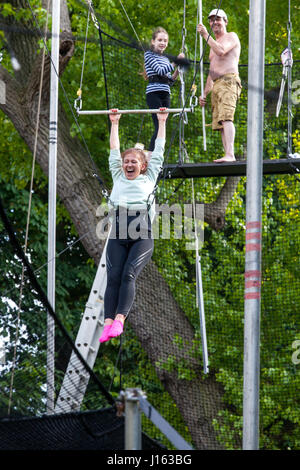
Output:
[99, 109, 168, 343]
[144, 27, 184, 151]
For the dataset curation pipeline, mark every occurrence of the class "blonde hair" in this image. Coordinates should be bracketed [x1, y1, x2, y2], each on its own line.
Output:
[121, 148, 148, 174]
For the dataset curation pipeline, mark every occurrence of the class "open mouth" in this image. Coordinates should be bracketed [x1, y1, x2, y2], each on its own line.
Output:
[126, 168, 135, 177]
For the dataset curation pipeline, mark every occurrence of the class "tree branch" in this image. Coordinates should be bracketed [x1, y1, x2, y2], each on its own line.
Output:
[204, 176, 241, 230]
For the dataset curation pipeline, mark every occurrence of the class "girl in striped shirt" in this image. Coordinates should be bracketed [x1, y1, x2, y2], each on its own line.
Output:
[144, 27, 184, 150]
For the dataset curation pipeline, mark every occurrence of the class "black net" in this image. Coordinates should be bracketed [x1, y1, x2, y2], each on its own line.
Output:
[0, 407, 162, 450]
[0, 15, 299, 451]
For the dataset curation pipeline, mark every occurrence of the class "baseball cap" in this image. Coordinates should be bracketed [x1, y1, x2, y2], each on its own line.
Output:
[208, 9, 228, 21]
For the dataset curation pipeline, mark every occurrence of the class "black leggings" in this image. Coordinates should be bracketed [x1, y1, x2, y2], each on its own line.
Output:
[104, 237, 154, 319]
[146, 91, 170, 151]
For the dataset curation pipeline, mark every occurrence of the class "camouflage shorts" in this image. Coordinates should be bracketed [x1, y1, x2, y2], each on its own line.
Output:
[211, 74, 242, 130]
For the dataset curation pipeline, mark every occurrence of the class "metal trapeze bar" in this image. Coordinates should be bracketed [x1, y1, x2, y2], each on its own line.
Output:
[77, 107, 195, 115]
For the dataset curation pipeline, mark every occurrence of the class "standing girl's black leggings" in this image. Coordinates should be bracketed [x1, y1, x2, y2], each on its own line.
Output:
[146, 90, 170, 151]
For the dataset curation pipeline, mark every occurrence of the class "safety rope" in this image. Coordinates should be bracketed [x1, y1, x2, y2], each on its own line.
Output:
[196, 0, 206, 150]
[287, 0, 293, 158]
[75, 1, 110, 132]
[74, 4, 90, 112]
[118, 0, 145, 53]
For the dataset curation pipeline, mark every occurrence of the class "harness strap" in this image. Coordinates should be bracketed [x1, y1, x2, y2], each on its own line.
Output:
[148, 75, 175, 86]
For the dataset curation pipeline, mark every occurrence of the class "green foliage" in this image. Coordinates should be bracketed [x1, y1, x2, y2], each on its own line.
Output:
[152, 173, 300, 449]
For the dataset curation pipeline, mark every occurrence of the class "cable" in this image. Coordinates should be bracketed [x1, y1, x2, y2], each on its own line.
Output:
[117, 0, 145, 52]
[83, 1, 111, 130]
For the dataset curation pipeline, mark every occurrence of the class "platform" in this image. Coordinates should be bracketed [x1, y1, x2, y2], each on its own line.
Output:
[163, 158, 300, 178]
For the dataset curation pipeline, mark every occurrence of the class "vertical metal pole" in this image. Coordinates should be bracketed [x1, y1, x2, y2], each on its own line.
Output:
[196, 250, 209, 374]
[243, 0, 266, 450]
[47, 0, 60, 414]
[192, 184, 208, 374]
[287, 1, 292, 157]
[198, 0, 206, 150]
[124, 389, 142, 450]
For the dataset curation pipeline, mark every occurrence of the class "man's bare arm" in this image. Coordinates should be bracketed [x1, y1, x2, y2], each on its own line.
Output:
[197, 25, 239, 57]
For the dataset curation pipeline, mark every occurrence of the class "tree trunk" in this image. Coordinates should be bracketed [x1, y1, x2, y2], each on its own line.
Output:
[0, 1, 227, 449]
[132, 262, 224, 449]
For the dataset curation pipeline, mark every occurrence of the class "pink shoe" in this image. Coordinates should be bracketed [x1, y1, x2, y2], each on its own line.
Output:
[108, 320, 124, 339]
[99, 324, 112, 343]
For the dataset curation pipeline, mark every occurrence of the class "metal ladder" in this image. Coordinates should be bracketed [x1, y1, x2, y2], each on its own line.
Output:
[55, 236, 109, 413]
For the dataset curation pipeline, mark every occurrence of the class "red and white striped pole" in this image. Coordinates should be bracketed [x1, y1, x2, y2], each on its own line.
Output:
[244, 222, 262, 301]
[243, 0, 266, 450]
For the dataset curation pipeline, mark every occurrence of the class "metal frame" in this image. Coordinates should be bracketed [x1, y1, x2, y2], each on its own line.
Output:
[121, 388, 194, 450]
[47, 0, 60, 415]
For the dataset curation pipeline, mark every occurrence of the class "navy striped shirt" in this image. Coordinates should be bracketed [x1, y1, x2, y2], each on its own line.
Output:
[144, 50, 174, 95]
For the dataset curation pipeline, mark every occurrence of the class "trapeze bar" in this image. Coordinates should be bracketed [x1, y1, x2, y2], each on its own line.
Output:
[77, 108, 195, 115]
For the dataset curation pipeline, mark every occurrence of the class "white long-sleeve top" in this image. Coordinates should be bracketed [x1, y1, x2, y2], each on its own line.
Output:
[108, 137, 165, 222]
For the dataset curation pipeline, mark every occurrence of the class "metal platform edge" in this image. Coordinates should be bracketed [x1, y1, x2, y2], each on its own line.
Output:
[163, 158, 300, 178]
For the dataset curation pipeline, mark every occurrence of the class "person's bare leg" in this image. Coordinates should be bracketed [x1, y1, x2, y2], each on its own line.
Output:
[214, 121, 236, 162]
[104, 314, 125, 326]
[115, 314, 125, 324]
[220, 127, 226, 155]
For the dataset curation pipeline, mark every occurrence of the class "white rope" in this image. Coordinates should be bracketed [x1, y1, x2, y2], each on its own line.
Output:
[177, 0, 188, 164]
[86, 0, 100, 30]
[275, 48, 292, 118]
[118, 0, 145, 52]
[197, 0, 207, 151]
[191, 178, 209, 374]
[74, 4, 92, 111]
